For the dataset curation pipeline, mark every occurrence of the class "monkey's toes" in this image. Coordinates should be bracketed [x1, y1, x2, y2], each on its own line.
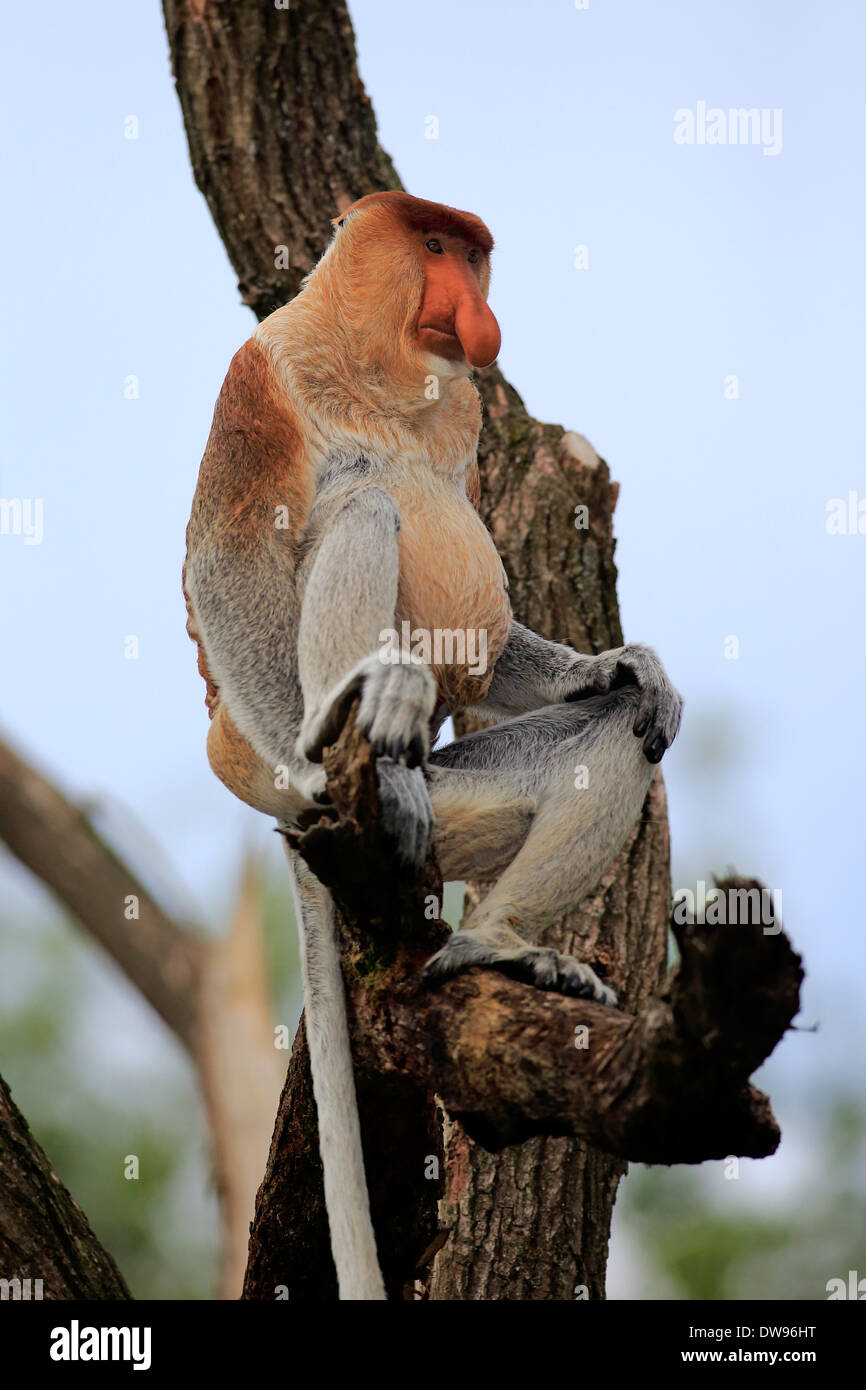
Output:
[376, 760, 434, 867]
[423, 932, 617, 1006]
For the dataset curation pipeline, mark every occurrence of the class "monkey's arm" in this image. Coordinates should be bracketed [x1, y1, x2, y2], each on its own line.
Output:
[296, 487, 436, 865]
[477, 620, 683, 763]
[185, 528, 311, 783]
[297, 487, 436, 766]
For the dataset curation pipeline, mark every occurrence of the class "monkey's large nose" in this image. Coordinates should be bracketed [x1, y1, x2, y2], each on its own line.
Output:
[455, 295, 501, 369]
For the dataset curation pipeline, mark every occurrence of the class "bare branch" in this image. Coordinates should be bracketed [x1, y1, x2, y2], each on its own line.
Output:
[0, 733, 282, 1297]
[0, 734, 201, 1045]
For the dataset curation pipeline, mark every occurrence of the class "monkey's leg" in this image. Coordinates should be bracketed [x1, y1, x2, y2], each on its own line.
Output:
[424, 685, 654, 1003]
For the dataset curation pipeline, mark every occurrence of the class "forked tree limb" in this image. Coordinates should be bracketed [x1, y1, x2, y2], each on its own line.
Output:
[243, 713, 801, 1298]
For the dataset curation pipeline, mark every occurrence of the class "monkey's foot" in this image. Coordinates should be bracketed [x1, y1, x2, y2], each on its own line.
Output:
[422, 924, 617, 1005]
[376, 759, 434, 868]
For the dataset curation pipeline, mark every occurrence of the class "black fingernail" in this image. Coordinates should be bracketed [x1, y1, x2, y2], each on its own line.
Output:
[646, 734, 666, 763]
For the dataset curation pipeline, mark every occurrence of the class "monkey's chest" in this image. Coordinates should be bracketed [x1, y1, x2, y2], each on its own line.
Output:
[393, 484, 510, 712]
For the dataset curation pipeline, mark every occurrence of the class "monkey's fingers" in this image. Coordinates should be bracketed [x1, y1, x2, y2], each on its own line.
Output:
[633, 685, 684, 763]
[564, 670, 613, 700]
[563, 651, 638, 702]
[358, 663, 435, 767]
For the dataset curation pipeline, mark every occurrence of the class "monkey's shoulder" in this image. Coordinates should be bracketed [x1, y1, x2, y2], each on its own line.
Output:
[188, 337, 315, 544]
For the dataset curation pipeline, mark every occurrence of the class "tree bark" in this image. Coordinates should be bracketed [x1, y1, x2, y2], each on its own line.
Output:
[0, 1072, 131, 1300]
[161, 0, 742, 1300]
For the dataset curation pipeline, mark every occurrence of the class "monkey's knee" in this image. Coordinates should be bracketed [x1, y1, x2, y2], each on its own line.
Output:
[462, 690, 655, 928]
[547, 686, 655, 810]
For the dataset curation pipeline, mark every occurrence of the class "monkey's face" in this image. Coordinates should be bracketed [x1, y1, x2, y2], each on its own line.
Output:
[413, 232, 501, 372]
[326, 193, 501, 385]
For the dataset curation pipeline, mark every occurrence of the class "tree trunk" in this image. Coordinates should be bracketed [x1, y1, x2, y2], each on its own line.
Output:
[0, 1073, 131, 1300]
[163, 0, 676, 1299]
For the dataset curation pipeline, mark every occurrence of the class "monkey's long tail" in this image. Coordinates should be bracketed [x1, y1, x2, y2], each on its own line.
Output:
[284, 843, 387, 1300]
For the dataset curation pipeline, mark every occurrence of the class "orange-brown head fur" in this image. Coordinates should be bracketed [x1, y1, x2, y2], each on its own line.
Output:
[333, 191, 500, 369]
[255, 192, 500, 475]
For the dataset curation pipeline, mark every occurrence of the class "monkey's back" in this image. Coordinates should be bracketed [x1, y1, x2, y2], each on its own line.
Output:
[183, 338, 315, 813]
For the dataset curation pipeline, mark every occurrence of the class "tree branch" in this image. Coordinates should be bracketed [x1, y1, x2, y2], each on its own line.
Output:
[0, 734, 201, 1046]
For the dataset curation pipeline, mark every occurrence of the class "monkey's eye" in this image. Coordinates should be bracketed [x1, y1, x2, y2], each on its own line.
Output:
[425, 238, 444, 254]
[467, 249, 480, 264]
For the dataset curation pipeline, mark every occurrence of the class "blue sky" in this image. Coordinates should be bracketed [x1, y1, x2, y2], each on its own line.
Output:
[1, 0, 863, 1115]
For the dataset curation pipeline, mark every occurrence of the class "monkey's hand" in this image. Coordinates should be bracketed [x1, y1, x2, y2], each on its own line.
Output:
[299, 656, 436, 865]
[559, 643, 683, 764]
[298, 653, 437, 765]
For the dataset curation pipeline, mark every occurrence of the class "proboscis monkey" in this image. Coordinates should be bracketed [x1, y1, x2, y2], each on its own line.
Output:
[183, 191, 683, 1300]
